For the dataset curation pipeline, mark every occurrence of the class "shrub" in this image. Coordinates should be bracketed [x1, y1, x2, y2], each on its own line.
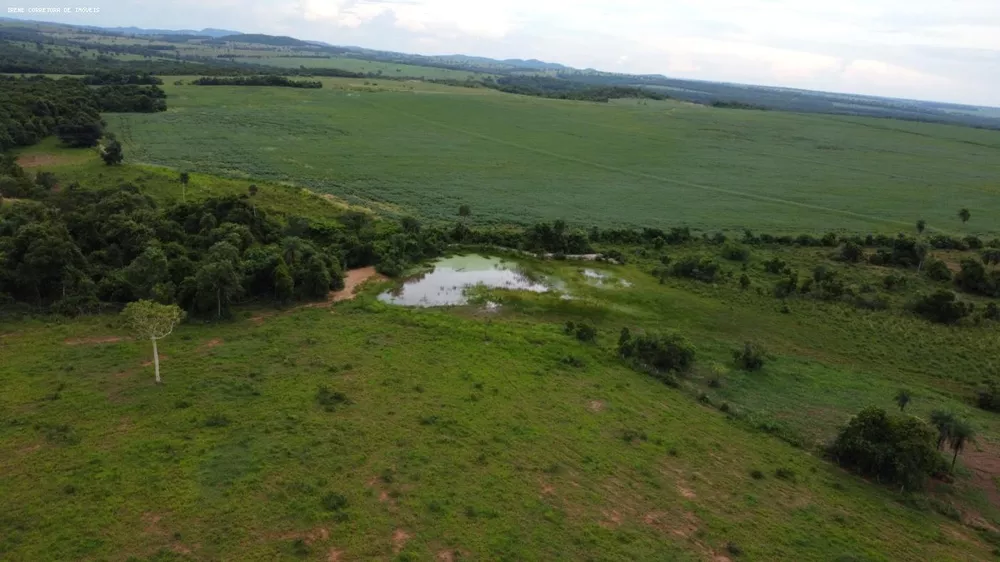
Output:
[984, 303, 1000, 321]
[911, 290, 973, 324]
[671, 256, 725, 283]
[316, 386, 352, 412]
[882, 273, 907, 291]
[923, 258, 952, 282]
[977, 381, 1000, 412]
[732, 342, 767, 371]
[749, 469, 765, 480]
[739, 274, 751, 290]
[320, 492, 349, 512]
[774, 467, 796, 481]
[955, 258, 1000, 297]
[839, 241, 863, 263]
[618, 330, 696, 376]
[726, 542, 744, 557]
[829, 406, 941, 490]
[721, 243, 751, 262]
[763, 257, 788, 274]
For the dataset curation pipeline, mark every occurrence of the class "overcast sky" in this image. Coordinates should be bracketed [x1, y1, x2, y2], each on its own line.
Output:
[11, 0, 1000, 106]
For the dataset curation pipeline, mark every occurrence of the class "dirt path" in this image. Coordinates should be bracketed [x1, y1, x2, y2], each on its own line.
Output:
[331, 267, 386, 302]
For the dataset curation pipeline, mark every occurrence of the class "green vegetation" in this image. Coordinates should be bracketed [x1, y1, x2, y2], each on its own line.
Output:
[3, 24, 1000, 561]
[105, 78, 1000, 233]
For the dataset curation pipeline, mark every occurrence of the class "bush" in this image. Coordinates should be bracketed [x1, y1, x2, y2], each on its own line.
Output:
[882, 273, 907, 291]
[830, 406, 941, 490]
[763, 257, 788, 274]
[749, 469, 765, 480]
[316, 386, 352, 412]
[618, 330, 695, 376]
[955, 258, 1000, 297]
[911, 290, 974, 324]
[721, 243, 751, 262]
[977, 381, 1000, 412]
[671, 256, 725, 283]
[204, 414, 230, 427]
[774, 467, 796, 481]
[732, 342, 767, 371]
[564, 321, 597, 343]
[923, 258, 952, 282]
[839, 241, 864, 263]
[320, 492, 349, 512]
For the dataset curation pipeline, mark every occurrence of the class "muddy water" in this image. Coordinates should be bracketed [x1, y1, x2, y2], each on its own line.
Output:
[378, 255, 554, 307]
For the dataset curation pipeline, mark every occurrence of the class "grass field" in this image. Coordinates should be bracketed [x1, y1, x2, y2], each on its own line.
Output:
[106, 78, 1000, 233]
[3, 248, 999, 561]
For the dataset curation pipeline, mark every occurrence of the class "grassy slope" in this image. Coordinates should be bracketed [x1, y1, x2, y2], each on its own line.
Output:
[1, 276, 995, 561]
[103, 78, 1000, 233]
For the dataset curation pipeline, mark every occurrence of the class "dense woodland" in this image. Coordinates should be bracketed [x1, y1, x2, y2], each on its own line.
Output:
[0, 75, 165, 152]
[191, 75, 323, 88]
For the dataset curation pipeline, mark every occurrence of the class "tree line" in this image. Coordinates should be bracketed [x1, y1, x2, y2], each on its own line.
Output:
[191, 76, 323, 88]
[0, 75, 165, 152]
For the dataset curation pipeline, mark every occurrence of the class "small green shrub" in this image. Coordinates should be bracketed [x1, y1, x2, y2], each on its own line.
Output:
[316, 386, 352, 412]
[774, 467, 796, 482]
[320, 492, 349, 512]
[732, 342, 767, 371]
[618, 330, 695, 375]
[749, 469, 765, 480]
[721, 243, 751, 262]
[204, 414, 230, 428]
[923, 259, 953, 282]
[977, 381, 1000, 412]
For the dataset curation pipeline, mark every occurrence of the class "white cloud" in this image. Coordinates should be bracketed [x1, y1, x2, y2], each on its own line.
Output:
[25, 0, 1000, 105]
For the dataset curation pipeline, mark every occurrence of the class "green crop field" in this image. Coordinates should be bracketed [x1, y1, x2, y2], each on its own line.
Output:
[252, 56, 486, 80]
[107, 78, 1000, 233]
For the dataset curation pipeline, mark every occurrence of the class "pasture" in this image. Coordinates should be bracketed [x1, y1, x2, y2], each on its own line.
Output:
[108, 78, 1000, 233]
[3, 249, 999, 561]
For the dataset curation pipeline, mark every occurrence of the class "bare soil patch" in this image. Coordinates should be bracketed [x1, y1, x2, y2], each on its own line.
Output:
[327, 548, 343, 561]
[964, 442, 1000, 508]
[392, 529, 411, 554]
[588, 400, 605, 412]
[332, 267, 386, 302]
[64, 336, 123, 345]
[200, 338, 224, 351]
[17, 153, 79, 168]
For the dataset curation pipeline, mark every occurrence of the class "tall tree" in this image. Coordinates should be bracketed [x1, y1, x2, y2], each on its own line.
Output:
[458, 205, 471, 219]
[959, 208, 971, 225]
[195, 242, 243, 319]
[948, 420, 975, 471]
[916, 219, 926, 236]
[122, 300, 184, 384]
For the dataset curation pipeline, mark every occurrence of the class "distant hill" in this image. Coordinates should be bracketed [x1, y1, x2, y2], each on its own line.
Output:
[96, 26, 239, 38]
[214, 34, 314, 47]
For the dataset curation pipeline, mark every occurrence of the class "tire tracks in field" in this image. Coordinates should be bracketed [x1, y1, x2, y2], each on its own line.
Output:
[373, 100, 918, 230]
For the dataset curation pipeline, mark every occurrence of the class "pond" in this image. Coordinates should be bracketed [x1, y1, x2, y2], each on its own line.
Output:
[581, 268, 633, 288]
[378, 255, 556, 307]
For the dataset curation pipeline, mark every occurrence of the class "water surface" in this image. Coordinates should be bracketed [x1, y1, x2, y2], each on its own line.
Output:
[378, 255, 553, 307]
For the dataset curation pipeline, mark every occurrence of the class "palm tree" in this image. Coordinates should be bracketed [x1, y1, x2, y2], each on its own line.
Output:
[929, 410, 956, 450]
[949, 420, 975, 471]
[959, 208, 971, 225]
[895, 389, 911, 412]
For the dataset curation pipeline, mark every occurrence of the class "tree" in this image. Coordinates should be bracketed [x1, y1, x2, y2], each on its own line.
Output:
[830, 406, 940, 490]
[916, 219, 926, 236]
[179, 172, 190, 202]
[273, 257, 294, 303]
[122, 300, 184, 384]
[101, 136, 123, 165]
[895, 389, 911, 412]
[948, 420, 975, 471]
[195, 242, 243, 319]
[739, 273, 751, 290]
[458, 205, 471, 218]
[929, 410, 957, 450]
[959, 208, 971, 225]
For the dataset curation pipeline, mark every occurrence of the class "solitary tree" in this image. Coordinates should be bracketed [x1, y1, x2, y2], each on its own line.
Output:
[959, 208, 971, 225]
[895, 389, 911, 412]
[458, 205, 471, 219]
[916, 219, 926, 236]
[101, 136, 123, 166]
[179, 172, 190, 202]
[949, 420, 975, 471]
[122, 300, 184, 384]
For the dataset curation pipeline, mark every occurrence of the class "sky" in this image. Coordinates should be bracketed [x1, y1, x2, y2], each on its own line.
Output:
[9, 0, 1000, 106]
